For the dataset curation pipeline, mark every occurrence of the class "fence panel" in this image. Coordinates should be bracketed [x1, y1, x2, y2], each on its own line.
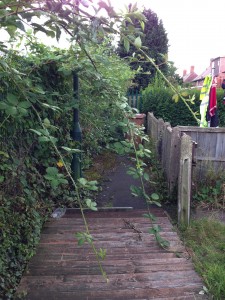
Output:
[177, 126, 225, 181]
[147, 113, 225, 225]
[147, 113, 182, 193]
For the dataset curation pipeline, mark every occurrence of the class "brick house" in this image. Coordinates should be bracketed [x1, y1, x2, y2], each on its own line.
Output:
[182, 66, 198, 84]
[191, 56, 225, 88]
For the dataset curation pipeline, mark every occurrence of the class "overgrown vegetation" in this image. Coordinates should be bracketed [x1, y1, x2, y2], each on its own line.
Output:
[1, 1, 224, 299]
[192, 168, 225, 210]
[0, 36, 134, 298]
[182, 218, 225, 299]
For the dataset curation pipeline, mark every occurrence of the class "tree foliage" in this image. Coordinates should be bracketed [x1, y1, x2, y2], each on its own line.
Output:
[117, 7, 169, 90]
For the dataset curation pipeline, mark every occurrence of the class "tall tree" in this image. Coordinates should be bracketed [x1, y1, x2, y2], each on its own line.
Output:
[117, 7, 169, 91]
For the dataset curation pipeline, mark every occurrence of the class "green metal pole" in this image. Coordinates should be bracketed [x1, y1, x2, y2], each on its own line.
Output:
[71, 72, 82, 181]
[139, 92, 143, 112]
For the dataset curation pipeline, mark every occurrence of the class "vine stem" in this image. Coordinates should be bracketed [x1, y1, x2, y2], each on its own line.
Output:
[127, 119, 154, 220]
[0, 115, 10, 129]
[126, 116, 169, 250]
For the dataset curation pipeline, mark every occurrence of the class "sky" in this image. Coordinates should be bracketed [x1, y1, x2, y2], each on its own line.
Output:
[110, 0, 225, 76]
[1, 0, 224, 77]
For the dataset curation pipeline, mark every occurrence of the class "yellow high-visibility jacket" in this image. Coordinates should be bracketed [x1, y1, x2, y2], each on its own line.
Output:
[200, 75, 212, 127]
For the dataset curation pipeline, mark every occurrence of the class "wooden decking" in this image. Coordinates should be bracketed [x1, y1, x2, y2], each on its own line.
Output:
[16, 208, 206, 299]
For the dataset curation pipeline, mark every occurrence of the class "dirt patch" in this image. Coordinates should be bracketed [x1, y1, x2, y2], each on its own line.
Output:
[84, 150, 118, 182]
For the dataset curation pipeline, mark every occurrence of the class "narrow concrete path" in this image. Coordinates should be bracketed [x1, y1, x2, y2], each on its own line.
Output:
[95, 155, 147, 209]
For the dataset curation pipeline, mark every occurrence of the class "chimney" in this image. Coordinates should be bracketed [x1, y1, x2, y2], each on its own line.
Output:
[183, 69, 187, 77]
[210, 58, 214, 67]
[190, 66, 194, 73]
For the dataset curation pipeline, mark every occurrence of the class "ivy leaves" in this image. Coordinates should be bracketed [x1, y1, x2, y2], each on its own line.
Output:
[78, 178, 98, 211]
[0, 93, 31, 117]
[44, 167, 68, 189]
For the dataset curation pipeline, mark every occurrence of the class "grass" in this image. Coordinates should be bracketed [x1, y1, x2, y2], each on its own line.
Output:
[181, 217, 225, 299]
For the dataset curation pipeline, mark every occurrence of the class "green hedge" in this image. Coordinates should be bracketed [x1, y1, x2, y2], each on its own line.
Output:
[0, 41, 133, 298]
[142, 82, 225, 127]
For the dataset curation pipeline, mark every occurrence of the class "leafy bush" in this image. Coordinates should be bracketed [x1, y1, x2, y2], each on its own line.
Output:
[141, 77, 225, 127]
[0, 39, 134, 298]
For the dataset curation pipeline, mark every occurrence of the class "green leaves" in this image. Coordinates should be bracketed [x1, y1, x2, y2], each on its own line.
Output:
[61, 146, 82, 154]
[130, 185, 143, 197]
[0, 94, 31, 117]
[151, 193, 160, 201]
[143, 213, 157, 222]
[127, 167, 139, 179]
[7, 93, 18, 105]
[172, 93, 179, 103]
[112, 141, 133, 155]
[44, 167, 68, 189]
[98, 248, 107, 260]
[75, 232, 93, 246]
[78, 178, 98, 191]
[148, 224, 162, 234]
[31, 23, 55, 38]
[124, 38, 130, 53]
[148, 225, 170, 249]
[134, 36, 142, 49]
[85, 198, 98, 211]
[30, 128, 58, 144]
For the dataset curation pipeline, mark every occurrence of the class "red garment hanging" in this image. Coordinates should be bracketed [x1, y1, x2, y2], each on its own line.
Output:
[209, 80, 217, 117]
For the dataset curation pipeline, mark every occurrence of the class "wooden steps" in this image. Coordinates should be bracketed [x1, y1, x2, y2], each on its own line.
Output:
[16, 209, 207, 299]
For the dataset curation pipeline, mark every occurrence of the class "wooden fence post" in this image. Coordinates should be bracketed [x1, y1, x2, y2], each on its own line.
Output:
[178, 134, 193, 227]
[168, 127, 181, 194]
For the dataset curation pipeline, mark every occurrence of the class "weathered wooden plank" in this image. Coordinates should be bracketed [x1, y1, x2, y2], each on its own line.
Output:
[63, 208, 167, 217]
[39, 232, 180, 243]
[16, 286, 204, 300]
[28, 257, 191, 269]
[29, 253, 183, 266]
[17, 270, 201, 286]
[24, 262, 195, 277]
[19, 275, 202, 291]
[35, 244, 182, 254]
[42, 224, 175, 234]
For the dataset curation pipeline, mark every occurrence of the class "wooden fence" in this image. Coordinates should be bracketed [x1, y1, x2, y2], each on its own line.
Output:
[147, 112, 225, 226]
[127, 90, 142, 111]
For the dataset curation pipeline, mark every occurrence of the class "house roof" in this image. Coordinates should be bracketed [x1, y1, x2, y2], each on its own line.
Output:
[192, 66, 211, 82]
[183, 71, 198, 83]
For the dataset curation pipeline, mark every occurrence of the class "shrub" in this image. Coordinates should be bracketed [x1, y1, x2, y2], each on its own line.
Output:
[0, 39, 133, 298]
[141, 78, 225, 127]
